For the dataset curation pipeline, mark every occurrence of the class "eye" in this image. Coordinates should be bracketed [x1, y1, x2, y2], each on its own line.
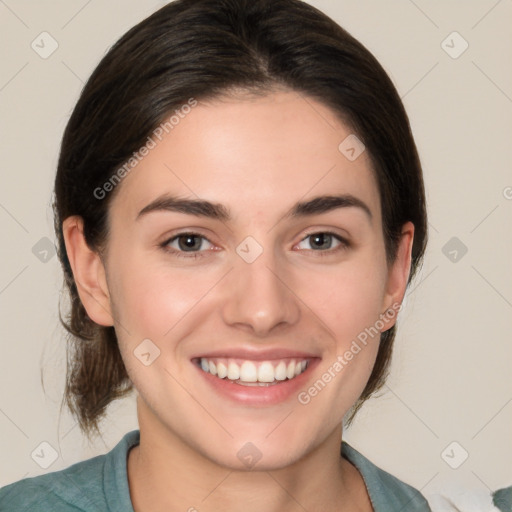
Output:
[295, 232, 348, 252]
[162, 232, 214, 258]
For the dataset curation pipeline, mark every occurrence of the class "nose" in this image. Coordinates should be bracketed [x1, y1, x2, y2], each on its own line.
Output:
[221, 250, 301, 337]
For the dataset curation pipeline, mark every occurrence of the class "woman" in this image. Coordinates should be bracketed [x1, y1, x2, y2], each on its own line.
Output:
[0, 0, 431, 510]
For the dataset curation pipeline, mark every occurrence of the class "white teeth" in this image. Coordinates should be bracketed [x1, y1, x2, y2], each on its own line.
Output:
[274, 361, 287, 381]
[286, 361, 295, 379]
[198, 357, 310, 384]
[217, 362, 227, 379]
[227, 361, 240, 380]
[258, 362, 275, 383]
[240, 361, 258, 382]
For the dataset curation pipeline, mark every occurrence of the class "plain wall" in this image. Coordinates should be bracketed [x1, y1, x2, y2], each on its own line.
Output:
[1, 0, 511, 501]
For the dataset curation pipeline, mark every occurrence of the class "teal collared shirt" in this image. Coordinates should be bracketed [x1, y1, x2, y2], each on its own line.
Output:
[493, 486, 512, 511]
[0, 430, 432, 511]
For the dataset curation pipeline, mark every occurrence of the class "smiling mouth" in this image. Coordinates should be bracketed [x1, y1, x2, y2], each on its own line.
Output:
[193, 357, 310, 386]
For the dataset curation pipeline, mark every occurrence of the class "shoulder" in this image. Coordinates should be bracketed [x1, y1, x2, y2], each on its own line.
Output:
[342, 441, 432, 512]
[0, 455, 107, 512]
[0, 430, 140, 512]
[493, 485, 512, 512]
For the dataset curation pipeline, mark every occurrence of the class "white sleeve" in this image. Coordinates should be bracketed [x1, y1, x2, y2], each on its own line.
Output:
[428, 489, 501, 512]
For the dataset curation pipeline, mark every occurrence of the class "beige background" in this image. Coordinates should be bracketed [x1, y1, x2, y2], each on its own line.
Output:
[1, 0, 511, 503]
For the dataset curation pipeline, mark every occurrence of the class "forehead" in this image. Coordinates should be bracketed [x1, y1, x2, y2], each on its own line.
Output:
[109, 91, 380, 223]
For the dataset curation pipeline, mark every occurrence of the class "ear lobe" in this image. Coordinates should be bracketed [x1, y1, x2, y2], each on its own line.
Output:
[62, 216, 114, 327]
[381, 221, 415, 329]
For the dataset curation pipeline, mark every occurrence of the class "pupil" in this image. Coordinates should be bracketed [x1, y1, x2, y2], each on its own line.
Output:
[311, 233, 331, 250]
[179, 235, 201, 251]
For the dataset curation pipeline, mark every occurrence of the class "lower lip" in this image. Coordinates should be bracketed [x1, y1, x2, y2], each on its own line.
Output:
[193, 359, 321, 406]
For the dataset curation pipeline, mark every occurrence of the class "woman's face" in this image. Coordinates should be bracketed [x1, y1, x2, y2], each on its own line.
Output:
[74, 90, 412, 470]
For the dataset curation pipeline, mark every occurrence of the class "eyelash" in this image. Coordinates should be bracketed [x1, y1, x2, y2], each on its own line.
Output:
[160, 231, 350, 260]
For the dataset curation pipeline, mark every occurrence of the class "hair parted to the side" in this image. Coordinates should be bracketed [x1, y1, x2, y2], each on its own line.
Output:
[53, 0, 427, 439]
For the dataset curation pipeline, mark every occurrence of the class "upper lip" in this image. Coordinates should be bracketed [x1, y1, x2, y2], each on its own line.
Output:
[191, 347, 320, 361]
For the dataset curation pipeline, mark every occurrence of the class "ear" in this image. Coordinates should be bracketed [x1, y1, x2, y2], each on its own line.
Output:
[381, 221, 415, 330]
[62, 216, 114, 327]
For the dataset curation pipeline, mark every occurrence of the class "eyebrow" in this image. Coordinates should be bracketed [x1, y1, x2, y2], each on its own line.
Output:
[136, 194, 372, 222]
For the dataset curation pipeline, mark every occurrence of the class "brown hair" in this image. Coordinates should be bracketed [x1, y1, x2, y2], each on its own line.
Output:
[53, 0, 427, 439]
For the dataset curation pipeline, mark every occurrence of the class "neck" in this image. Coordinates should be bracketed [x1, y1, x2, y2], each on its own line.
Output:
[127, 401, 372, 512]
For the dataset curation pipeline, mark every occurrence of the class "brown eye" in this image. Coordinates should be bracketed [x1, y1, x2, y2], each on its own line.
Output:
[297, 232, 347, 252]
[163, 232, 214, 256]
[309, 233, 335, 250]
[175, 234, 204, 251]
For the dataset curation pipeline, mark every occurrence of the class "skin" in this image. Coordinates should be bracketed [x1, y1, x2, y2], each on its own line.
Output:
[63, 90, 414, 512]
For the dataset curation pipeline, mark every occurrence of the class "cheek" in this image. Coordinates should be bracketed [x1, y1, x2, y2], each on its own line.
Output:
[109, 256, 223, 341]
[294, 251, 388, 403]
[301, 258, 388, 343]
[110, 242, 388, 346]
